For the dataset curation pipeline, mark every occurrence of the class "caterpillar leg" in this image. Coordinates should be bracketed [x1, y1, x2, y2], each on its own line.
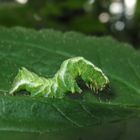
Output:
[64, 77, 82, 94]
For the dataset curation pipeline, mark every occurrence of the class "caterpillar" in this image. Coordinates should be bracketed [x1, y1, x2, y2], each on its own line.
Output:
[10, 57, 109, 98]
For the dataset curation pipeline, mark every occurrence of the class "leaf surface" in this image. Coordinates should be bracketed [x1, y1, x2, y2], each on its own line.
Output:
[0, 27, 140, 133]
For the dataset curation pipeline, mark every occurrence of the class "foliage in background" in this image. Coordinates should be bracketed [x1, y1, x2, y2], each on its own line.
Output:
[0, 0, 140, 48]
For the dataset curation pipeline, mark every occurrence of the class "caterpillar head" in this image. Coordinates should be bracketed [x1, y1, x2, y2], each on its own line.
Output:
[81, 64, 109, 93]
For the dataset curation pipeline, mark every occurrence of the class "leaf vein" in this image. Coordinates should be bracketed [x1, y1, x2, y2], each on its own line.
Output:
[52, 103, 82, 127]
[110, 74, 140, 94]
[0, 40, 74, 58]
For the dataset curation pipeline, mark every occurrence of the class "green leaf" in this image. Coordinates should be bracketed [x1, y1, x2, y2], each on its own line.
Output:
[0, 27, 140, 136]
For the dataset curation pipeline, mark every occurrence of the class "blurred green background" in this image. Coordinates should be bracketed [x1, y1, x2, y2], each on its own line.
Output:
[0, 0, 140, 48]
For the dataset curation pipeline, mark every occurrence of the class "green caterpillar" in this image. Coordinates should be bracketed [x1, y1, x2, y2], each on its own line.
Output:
[10, 57, 109, 98]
